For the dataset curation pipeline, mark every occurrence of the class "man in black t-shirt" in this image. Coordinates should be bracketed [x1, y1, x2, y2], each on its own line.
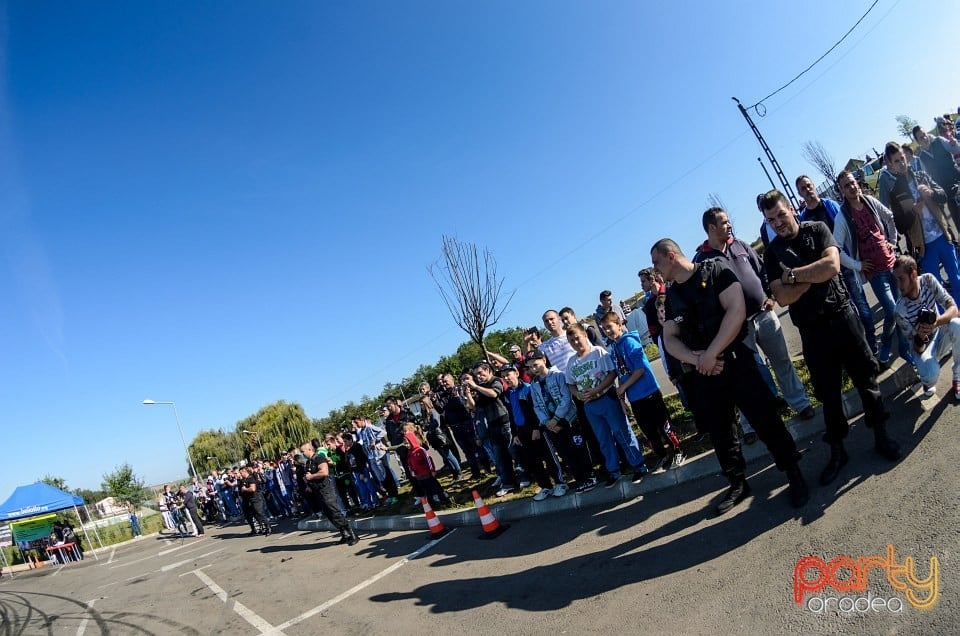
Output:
[238, 466, 270, 536]
[761, 189, 900, 487]
[651, 238, 807, 514]
[462, 362, 517, 496]
[301, 441, 358, 546]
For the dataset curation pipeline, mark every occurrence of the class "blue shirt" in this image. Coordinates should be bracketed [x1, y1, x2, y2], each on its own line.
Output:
[612, 331, 660, 401]
[506, 382, 533, 427]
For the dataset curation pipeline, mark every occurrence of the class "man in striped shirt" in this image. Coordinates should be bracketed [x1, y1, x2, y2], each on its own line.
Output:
[893, 254, 960, 400]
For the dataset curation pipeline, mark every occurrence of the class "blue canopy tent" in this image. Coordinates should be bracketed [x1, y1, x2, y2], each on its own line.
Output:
[0, 482, 103, 573]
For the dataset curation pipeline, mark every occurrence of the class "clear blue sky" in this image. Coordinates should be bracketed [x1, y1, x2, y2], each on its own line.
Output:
[2, 0, 957, 497]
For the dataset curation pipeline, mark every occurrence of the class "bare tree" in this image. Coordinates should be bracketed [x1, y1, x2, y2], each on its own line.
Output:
[895, 115, 919, 140]
[801, 140, 838, 186]
[428, 235, 515, 358]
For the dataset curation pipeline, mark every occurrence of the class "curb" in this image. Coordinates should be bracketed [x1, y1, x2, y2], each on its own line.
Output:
[299, 361, 917, 533]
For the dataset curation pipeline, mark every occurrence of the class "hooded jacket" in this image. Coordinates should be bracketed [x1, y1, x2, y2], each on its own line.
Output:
[404, 432, 435, 479]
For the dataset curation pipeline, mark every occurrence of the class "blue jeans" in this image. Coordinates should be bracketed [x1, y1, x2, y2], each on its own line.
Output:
[870, 270, 912, 364]
[583, 394, 646, 477]
[921, 234, 960, 305]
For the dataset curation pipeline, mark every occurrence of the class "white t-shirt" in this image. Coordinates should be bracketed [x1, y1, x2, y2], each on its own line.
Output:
[539, 335, 577, 373]
[565, 345, 615, 393]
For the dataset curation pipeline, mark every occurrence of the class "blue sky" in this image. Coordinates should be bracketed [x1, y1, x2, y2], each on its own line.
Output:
[2, 0, 958, 497]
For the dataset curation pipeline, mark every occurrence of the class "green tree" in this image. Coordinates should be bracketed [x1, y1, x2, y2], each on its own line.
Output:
[188, 429, 237, 473]
[895, 115, 919, 140]
[235, 400, 314, 460]
[41, 475, 68, 491]
[73, 487, 106, 504]
[101, 463, 148, 509]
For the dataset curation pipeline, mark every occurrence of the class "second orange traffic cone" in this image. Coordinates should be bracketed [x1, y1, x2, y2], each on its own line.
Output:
[472, 489, 509, 539]
[421, 497, 449, 539]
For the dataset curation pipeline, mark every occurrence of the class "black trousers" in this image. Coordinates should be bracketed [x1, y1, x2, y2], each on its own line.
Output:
[306, 477, 350, 532]
[629, 390, 681, 458]
[242, 496, 268, 532]
[799, 307, 887, 444]
[514, 425, 556, 490]
[545, 419, 594, 484]
[450, 424, 490, 476]
[185, 506, 204, 535]
[691, 341, 800, 484]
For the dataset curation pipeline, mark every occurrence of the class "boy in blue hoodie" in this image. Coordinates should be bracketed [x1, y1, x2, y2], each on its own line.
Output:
[600, 311, 685, 472]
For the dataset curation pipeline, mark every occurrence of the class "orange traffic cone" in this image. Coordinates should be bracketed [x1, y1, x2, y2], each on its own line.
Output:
[421, 497, 449, 539]
[472, 490, 509, 539]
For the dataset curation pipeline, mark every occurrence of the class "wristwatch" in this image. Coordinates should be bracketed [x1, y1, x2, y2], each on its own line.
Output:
[787, 269, 797, 284]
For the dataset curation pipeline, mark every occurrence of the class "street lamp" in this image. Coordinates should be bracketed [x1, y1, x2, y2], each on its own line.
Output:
[206, 456, 222, 470]
[242, 429, 266, 459]
[142, 399, 200, 480]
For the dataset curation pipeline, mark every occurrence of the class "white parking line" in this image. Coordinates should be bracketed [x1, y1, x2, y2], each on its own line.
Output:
[192, 569, 280, 634]
[110, 541, 207, 569]
[50, 565, 66, 577]
[269, 529, 458, 633]
[106, 547, 117, 564]
[160, 548, 225, 572]
[76, 598, 98, 636]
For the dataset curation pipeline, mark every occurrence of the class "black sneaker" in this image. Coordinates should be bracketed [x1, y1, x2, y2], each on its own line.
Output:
[575, 478, 597, 493]
[604, 475, 621, 488]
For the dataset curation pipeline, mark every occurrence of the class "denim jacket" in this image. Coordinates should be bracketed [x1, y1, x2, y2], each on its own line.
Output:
[530, 368, 577, 425]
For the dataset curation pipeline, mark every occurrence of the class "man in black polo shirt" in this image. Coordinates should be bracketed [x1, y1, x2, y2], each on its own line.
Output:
[761, 189, 900, 487]
[651, 238, 807, 514]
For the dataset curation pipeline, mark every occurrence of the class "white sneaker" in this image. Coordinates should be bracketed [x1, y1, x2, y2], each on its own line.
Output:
[495, 487, 514, 497]
[519, 480, 532, 488]
[670, 452, 686, 469]
[532, 488, 551, 501]
[552, 483, 569, 497]
[923, 385, 937, 398]
[491, 477, 502, 489]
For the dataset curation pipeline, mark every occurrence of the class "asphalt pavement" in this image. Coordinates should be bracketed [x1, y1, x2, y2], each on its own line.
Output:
[2, 355, 957, 635]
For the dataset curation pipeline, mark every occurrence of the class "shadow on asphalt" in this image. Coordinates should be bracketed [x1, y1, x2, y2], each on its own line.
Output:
[365, 381, 950, 613]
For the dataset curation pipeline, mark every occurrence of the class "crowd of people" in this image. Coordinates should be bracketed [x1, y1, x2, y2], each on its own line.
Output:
[160, 111, 960, 544]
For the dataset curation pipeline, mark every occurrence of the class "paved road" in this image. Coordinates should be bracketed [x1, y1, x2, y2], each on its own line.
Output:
[2, 360, 956, 635]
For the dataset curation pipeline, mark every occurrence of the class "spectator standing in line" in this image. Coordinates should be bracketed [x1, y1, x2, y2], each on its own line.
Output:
[436, 373, 491, 479]
[559, 306, 606, 347]
[527, 350, 597, 492]
[600, 312, 685, 472]
[877, 142, 960, 299]
[693, 207, 816, 421]
[500, 365, 567, 500]
[761, 190, 900, 487]
[352, 415, 400, 503]
[834, 170, 912, 366]
[462, 362, 517, 497]
[912, 123, 960, 225]
[564, 322, 649, 488]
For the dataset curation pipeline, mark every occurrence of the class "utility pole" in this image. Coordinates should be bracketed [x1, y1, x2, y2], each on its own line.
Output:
[757, 157, 777, 192]
[733, 97, 800, 210]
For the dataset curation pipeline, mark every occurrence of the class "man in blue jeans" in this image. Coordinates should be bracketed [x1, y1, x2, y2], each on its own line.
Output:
[878, 142, 960, 303]
[835, 170, 912, 366]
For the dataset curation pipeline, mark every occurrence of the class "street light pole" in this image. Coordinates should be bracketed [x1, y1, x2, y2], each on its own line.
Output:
[142, 399, 200, 480]
[242, 429, 266, 459]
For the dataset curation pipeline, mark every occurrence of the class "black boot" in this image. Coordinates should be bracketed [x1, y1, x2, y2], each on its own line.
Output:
[716, 480, 751, 515]
[873, 422, 901, 461]
[785, 464, 809, 508]
[819, 442, 849, 486]
[341, 525, 359, 546]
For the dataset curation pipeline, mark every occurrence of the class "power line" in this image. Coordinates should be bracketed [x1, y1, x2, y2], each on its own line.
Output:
[748, 0, 880, 112]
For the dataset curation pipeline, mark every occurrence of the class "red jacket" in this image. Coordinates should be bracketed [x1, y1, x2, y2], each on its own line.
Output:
[404, 432, 435, 479]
